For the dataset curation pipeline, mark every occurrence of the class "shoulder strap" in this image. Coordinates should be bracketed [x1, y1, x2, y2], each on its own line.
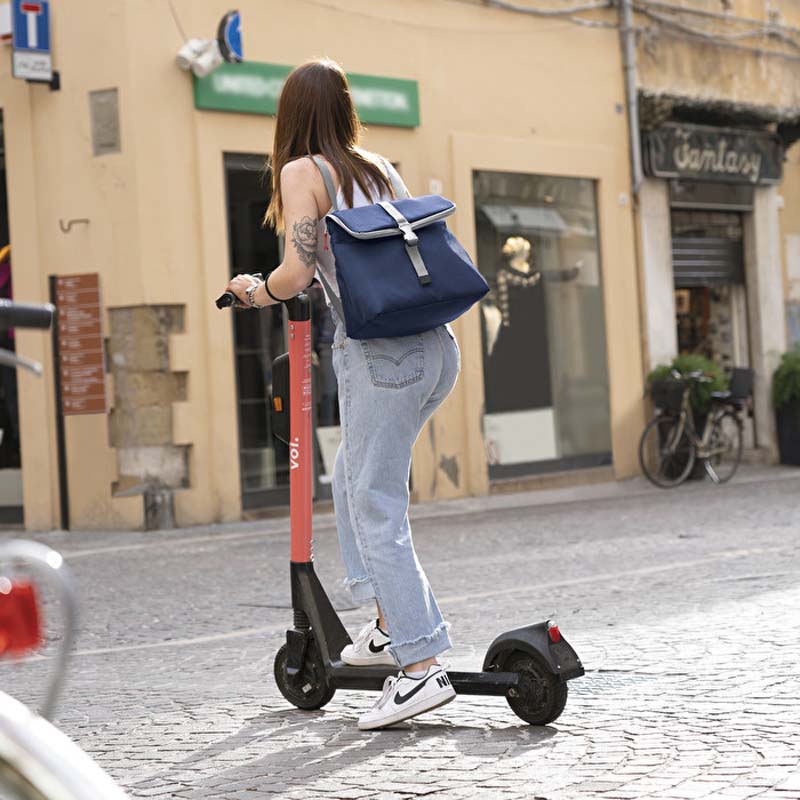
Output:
[309, 155, 339, 212]
[379, 156, 412, 200]
[306, 155, 346, 324]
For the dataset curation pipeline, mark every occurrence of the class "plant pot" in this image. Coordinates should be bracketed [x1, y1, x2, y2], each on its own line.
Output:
[776, 405, 800, 466]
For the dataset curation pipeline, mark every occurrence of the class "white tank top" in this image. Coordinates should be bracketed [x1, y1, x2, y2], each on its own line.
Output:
[314, 157, 406, 305]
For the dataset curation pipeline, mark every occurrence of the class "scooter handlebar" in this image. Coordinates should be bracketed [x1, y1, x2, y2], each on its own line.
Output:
[216, 273, 264, 309]
[0, 300, 54, 330]
[215, 276, 310, 322]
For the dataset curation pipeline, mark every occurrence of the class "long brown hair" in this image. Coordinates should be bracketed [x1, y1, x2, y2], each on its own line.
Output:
[264, 59, 394, 231]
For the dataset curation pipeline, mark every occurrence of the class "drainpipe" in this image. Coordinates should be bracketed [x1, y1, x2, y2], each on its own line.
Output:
[620, 0, 643, 196]
[619, 0, 654, 389]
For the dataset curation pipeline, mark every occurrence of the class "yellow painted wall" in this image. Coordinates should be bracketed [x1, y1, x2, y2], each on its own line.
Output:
[0, 0, 644, 529]
[781, 142, 800, 346]
[636, 0, 800, 109]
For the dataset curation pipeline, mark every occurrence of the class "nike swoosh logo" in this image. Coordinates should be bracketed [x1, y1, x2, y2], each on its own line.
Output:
[394, 674, 435, 705]
[368, 639, 388, 653]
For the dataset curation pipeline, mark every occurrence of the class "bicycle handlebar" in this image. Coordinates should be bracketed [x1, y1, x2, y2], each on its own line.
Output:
[0, 300, 55, 330]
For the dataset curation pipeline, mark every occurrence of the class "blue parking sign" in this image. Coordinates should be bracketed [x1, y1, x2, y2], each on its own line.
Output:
[11, 0, 52, 81]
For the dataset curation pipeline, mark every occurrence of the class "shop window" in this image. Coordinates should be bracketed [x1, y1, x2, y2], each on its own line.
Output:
[473, 170, 612, 477]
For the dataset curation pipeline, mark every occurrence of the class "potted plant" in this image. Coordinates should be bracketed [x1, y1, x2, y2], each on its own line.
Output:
[646, 354, 729, 479]
[647, 354, 728, 418]
[773, 346, 800, 466]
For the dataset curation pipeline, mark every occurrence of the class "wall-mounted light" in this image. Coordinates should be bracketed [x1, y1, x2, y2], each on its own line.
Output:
[175, 10, 243, 79]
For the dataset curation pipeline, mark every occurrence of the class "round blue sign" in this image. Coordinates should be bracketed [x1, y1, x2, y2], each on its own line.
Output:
[218, 10, 243, 63]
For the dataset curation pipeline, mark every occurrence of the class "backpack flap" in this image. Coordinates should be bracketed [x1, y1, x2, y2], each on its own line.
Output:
[327, 195, 456, 287]
[326, 195, 455, 240]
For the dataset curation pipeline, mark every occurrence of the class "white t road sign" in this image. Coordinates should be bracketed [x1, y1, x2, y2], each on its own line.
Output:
[11, 0, 52, 81]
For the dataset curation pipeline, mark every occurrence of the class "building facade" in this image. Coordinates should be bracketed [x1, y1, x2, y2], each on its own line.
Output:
[632, 0, 800, 461]
[0, 0, 796, 530]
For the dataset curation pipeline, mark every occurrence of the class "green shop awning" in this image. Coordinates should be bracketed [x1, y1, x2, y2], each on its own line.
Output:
[193, 61, 420, 128]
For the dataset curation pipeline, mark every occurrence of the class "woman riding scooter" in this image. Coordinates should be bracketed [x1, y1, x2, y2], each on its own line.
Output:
[224, 59, 460, 730]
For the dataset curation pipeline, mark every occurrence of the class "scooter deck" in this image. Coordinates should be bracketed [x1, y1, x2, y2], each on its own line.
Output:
[330, 662, 520, 695]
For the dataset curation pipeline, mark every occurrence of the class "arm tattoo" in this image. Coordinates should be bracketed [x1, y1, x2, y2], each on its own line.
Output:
[291, 216, 318, 268]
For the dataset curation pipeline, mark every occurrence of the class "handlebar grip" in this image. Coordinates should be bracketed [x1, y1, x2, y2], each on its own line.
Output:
[216, 292, 236, 309]
[0, 300, 55, 330]
[215, 273, 264, 310]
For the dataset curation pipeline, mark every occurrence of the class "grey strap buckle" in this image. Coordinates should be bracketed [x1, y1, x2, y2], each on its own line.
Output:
[378, 201, 430, 286]
[399, 223, 419, 248]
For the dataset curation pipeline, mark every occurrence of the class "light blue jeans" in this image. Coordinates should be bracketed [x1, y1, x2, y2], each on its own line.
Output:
[331, 321, 460, 667]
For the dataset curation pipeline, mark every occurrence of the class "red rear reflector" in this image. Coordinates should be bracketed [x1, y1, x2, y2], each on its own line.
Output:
[0, 581, 42, 655]
[547, 623, 561, 643]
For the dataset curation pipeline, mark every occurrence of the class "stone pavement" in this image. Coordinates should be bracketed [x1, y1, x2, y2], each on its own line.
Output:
[2, 467, 800, 799]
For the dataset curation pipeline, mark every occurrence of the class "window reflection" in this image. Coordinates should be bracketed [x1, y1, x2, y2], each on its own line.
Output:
[474, 170, 612, 476]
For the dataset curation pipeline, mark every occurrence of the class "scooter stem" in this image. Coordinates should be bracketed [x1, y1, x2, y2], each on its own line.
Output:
[286, 295, 313, 564]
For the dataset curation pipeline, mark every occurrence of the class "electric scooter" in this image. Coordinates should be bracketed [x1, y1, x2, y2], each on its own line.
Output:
[218, 289, 584, 725]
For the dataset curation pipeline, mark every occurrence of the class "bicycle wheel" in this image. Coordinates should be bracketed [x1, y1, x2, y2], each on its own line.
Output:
[703, 410, 743, 484]
[639, 415, 696, 488]
[0, 758, 48, 799]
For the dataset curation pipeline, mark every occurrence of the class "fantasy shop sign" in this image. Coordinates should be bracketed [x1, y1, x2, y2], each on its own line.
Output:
[644, 123, 783, 185]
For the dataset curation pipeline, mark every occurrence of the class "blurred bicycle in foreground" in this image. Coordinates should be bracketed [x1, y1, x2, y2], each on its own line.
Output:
[0, 300, 128, 800]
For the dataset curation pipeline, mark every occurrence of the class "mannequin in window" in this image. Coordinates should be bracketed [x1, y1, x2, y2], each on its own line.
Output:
[482, 236, 541, 357]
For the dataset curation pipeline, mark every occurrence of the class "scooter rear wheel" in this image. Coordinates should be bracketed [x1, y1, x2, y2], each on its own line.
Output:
[504, 651, 568, 725]
[274, 639, 335, 710]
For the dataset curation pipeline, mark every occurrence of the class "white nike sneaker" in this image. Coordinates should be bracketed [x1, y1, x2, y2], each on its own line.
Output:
[340, 619, 396, 666]
[358, 665, 456, 731]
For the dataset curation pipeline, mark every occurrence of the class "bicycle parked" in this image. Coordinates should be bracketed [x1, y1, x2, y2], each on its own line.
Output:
[639, 367, 753, 489]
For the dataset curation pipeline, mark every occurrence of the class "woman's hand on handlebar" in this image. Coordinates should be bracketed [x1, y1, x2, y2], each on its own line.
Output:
[225, 274, 263, 308]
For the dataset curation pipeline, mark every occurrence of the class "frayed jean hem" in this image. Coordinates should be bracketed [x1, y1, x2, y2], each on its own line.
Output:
[388, 621, 452, 667]
[343, 576, 376, 606]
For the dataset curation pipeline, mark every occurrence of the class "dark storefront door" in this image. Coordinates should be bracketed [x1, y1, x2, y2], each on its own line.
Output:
[671, 207, 753, 447]
[671, 210, 748, 372]
[0, 112, 23, 523]
[224, 153, 340, 511]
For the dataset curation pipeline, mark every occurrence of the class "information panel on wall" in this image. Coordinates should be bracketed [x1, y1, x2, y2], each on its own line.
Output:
[55, 273, 107, 415]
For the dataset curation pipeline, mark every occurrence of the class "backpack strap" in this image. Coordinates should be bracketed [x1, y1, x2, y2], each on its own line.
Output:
[309, 155, 339, 211]
[379, 156, 412, 199]
[307, 155, 346, 324]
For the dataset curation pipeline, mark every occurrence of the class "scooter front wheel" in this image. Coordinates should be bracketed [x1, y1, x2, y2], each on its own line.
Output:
[505, 651, 568, 725]
[274, 640, 336, 710]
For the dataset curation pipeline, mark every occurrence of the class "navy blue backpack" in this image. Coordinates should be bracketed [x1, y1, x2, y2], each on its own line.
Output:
[311, 155, 489, 340]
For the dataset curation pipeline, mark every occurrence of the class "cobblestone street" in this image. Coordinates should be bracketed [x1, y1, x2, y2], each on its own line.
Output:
[2, 468, 800, 799]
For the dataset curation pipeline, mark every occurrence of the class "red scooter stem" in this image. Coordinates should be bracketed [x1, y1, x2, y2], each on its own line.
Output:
[287, 297, 313, 563]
